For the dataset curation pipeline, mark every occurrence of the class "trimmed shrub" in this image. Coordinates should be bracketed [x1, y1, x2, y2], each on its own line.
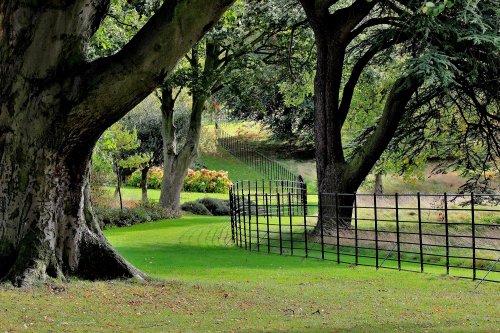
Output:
[96, 201, 180, 228]
[181, 202, 212, 216]
[197, 198, 230, 216]
[183, 169, 231, 193]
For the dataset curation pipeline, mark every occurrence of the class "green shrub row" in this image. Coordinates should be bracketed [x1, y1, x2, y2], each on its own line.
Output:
[96, 201, 180, 228]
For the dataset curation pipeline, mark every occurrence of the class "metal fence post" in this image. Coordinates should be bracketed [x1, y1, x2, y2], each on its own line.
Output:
[303, 193, 309, 258]
[335, 193, 340, 264]
[265, 193, 271, 254]
[354, 193, 358, 265]
[248, 192, 252, 251]
[242, 191, 247, 250]
[471, 193, 476, 280]
[277, 193, 283, 255]
[229, 187, 235, 243]
[374, 193, 379, 269]
[444, 193, 449, 275]
[255, 191, 260, 252]
[237, 193, 243, 247]
[395, 193, 401, 270]
[288, 192, 294, 256]
[418, 193, 424, 273]
[319, 193, 325, 260]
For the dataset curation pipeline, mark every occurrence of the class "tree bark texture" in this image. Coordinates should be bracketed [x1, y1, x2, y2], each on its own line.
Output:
[375, 173, 383, 195]
[0, 0, 233, 285]
[141, 166, 150, 203]
[159, 86, 207, 210]
[159, 41, 221, 210]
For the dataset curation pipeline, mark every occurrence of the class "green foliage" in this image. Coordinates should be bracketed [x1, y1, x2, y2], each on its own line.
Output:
[181, 198, 230, 216]
[122, 95, 163, 168]
[183, 169, 231, 193]
[126, 167, 163, 189]
[180, 201, 212, 216]
[196, 198, 231, 216]
[95, 122, 150, 172]
[87, 0, 153, 60]
[96, 201, 179, 228]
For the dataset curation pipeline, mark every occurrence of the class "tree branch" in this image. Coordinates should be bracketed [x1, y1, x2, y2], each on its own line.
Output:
[70, 0, 234, 141]
[339, 34, 405, 125]
[344, 75, 422, 186]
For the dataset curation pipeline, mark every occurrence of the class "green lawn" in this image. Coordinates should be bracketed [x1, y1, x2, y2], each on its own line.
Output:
[200, 148, 265, 182]
[2, 213, 498, 332]
[105, 186, 228, 203]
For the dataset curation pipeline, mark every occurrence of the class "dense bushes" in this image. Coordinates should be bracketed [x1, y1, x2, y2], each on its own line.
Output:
[181, 198, 231, 216]
[180, 201, 213, 215]
[126, 167, 230, 193]
[183, 169, 231, 193]
[96, 201, 179, 228]
[127, 167, 163, 189]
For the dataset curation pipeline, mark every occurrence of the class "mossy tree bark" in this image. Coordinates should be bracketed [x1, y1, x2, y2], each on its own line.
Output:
[0, 0, 233, 285]
[299, 1, 421, 231]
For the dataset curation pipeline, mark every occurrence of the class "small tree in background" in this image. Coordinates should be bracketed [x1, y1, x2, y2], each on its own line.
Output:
[95, 123, 150, 210]
[123, 96, 164, 202]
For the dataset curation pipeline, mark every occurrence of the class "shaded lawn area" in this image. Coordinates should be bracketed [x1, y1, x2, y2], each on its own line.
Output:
[1, 215, 497, 332]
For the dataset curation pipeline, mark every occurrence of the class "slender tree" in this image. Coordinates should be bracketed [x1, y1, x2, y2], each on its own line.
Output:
[0, 0, 233, 285]
[123, 97, 163, 203]
[159, 1, 300, 210]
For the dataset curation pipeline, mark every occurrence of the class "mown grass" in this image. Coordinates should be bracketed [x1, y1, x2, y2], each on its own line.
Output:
[199, 148, 265, 181]
[1, 214, 499, 332]
[104, 186, 228, 203]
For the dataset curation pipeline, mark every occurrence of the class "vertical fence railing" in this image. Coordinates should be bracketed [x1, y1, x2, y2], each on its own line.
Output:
[229, 182, 500, 284]
[215, 122, 299, 182]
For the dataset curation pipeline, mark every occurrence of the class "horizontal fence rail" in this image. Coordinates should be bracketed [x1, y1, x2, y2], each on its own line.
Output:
[215, 122, 298, 182]
[229, 183, 500, 283]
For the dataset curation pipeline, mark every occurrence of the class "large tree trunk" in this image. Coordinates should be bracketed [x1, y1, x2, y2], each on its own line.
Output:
[159, 86, 206, 210]
[0, 130, 144, 285]
[0, 0, 233, 285]
[312, 27, 358, 231]
[300, 1, 421, 233]
[375, 173, 383, 195]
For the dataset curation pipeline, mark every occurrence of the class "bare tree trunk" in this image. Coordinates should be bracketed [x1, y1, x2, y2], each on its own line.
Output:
[159, 85, 206, 210]
[141, 166, 150, 202]
[375, 173, 383, 194]
[117, 168, 124, 211]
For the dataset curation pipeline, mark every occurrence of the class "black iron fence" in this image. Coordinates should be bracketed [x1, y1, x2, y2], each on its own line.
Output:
[229, 181, 500, 283]
[215, 123, 298, 182]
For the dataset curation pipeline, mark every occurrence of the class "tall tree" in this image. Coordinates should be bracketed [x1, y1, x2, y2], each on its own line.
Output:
[0, 0, 233, 285]
[298, 0, 499, 230]
[159, 0, 301, 210]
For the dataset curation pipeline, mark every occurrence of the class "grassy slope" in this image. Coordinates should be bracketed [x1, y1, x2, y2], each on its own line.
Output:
[214, 121, 499, 194]
[2, 214, 498, 332]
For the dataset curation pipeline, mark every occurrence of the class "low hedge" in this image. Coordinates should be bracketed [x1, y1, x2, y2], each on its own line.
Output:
[96, 201, 179, 228]
[181, 198, 231, 216]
